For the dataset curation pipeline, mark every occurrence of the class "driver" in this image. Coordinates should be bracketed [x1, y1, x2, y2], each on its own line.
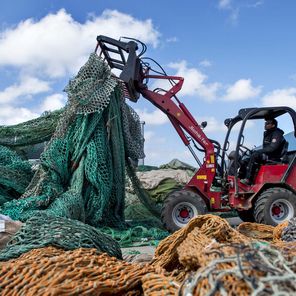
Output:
[241, 118, 286, 185]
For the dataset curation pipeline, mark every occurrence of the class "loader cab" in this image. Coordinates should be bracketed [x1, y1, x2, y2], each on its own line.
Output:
[221, 106, 296, 183]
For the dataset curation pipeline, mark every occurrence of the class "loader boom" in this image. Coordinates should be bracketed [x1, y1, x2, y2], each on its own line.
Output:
[96, 35, 217, 197]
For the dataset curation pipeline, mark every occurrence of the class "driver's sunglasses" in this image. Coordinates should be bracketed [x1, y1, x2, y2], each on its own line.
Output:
[265, 121, 273, 125]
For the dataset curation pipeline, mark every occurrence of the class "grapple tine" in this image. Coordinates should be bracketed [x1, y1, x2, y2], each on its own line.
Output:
[96, 35, 143, 102]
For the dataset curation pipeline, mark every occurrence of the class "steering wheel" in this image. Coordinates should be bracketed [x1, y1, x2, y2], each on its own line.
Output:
[239, 145, 252, 158]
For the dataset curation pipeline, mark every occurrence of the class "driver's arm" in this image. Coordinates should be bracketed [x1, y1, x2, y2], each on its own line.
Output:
[258, 130, 284, 154]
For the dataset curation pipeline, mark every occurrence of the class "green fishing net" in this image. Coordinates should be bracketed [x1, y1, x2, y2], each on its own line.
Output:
[0, 53, 147, 229]
[0, 145, 33, 206]
[0, 213, 122, 261]
[0, 52, 167, 254]
[0, 110, 62, 148]
[101, 225, 168, 248]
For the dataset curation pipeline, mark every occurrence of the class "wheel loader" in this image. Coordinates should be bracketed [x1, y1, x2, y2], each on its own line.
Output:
[96, 35, 296, 232]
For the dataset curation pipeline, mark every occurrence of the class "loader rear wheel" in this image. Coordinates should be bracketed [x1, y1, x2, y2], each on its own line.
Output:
[161, 189, 207, 233]
[236, 209, 255, 222]
[254, 188, 296, 226]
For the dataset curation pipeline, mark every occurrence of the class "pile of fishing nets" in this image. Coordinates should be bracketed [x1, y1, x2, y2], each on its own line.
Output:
[0, 53, 151, 227]
[0, 51, 199, 247]
[0, 48, 296, 295]
[149, 214, 296, 295]
[0, 146, 34, 205]
[0, 110, 63, 206]
[0, 214, 295, 295]
[0, 213, 122, 261]
[0, 247, 155, 296]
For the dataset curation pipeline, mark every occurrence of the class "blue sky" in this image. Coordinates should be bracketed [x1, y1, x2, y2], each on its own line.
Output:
[0, 0, 295, 165]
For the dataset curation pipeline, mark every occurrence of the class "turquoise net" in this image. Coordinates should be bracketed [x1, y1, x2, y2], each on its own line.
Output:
[0, 53, 146, 229]
[0, 213, 122, 261]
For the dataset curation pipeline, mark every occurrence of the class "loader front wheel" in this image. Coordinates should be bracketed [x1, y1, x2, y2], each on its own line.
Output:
[161, 189, 207, 233]
[254, 188, 296, 226]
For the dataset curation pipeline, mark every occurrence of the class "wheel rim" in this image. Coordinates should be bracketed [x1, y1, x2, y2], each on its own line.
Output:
[172, 202, 198, 228]
[269, 199, 294, 223]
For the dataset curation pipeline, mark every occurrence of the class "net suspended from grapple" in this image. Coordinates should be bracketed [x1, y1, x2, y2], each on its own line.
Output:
[0, 53, 148, 229]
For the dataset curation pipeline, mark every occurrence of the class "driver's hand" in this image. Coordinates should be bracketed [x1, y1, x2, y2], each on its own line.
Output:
[252, 150, 262, 156]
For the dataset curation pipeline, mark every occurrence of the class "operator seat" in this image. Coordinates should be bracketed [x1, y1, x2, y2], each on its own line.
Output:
[265, 140, 289, 164]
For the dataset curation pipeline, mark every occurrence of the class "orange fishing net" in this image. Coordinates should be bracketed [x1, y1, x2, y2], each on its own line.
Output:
[237, 222, 274, 241]
[152, 214, 249, 271]
[236, 221, 290, 243]
[141, 273, 179, 295]
[177, 242, 296, 296]
[150, 215, 296, 294]
[273, 220, 289, 242]
[1, 214, 295, 295]
[0, 247, 155, 295]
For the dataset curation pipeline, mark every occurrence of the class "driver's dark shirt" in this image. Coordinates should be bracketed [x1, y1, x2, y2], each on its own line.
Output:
[260, 127, 286, 160]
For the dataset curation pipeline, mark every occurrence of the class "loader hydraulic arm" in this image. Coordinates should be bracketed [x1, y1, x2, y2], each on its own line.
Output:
[139, 75, 214, 153]
[96, 36, 217, 192]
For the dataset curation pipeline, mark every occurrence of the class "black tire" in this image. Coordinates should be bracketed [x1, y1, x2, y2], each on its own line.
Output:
[161, 189, 207, 233]
[254, 188, 296, 226]
[236, 209, 255, 222]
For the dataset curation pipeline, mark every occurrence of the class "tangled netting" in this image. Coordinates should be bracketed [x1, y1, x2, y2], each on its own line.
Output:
[0, 247, 155, 296]
[282, 216, 296, 242]
[0, 215, 295, 295]
[0, 109, 62, 148]
[236, 222, 275, 241]
[0, 213, 122, 261]
[0, 145, 33, 205]
[0, 110, 61, 204]
[0, 53, 148, 229]
[178, 243, 296, 295]
[102, 225, 168, 248]
[149, 215, 296, 295]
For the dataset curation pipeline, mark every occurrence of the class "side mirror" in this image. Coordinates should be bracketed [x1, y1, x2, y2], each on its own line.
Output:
[200, 121, 207, 129]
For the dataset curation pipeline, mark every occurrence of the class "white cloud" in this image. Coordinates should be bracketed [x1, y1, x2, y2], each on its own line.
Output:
[223, 79, 262, 101]
[261, 88, 296, 109]
[153, 60, 221, 101]
[218, 0, 263, 24]
[219, 0, 232, 9]
[0, 9, 160, 126]
[143, 130, 155, 141]
[166, 37, 178, 43]
[219, 3, 239, 24]
[0, 106, 39, 125]
[199, 59, 212, 67]
[0, 76, 51, 104]
[0, 9, 160, 78]
[248, 1, 264, 8]
[135, 108, 169, 125]
[198, 116, 227, 133]
[40, 93, 67, 112]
